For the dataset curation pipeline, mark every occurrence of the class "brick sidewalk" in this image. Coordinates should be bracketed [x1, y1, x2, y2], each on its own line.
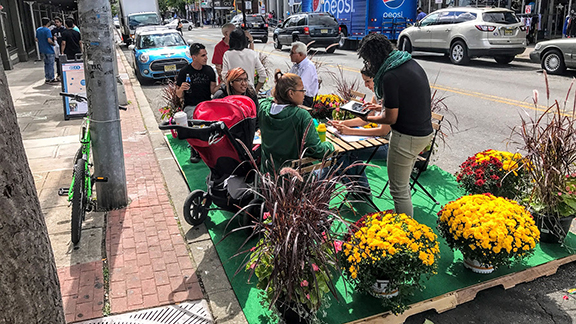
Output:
[55, 52, 203, 322]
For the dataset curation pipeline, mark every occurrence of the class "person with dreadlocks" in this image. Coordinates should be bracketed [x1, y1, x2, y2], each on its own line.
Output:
[213, 67, 259, 112]
[357, 33, 433, 217]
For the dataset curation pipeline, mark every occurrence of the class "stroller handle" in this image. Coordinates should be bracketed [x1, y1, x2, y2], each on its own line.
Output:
[158, 120, 225, 131]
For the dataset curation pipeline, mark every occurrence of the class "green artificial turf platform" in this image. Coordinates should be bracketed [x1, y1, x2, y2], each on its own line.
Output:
[166, 136, 576, 323]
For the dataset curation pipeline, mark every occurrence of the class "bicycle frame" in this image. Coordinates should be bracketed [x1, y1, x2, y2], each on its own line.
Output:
[67, 118, 92, 204]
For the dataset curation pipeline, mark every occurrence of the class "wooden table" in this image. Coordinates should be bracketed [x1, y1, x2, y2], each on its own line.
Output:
[290, 129, 389, 211]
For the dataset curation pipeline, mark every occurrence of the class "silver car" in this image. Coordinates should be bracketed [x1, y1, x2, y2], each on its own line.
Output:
[529, 39, 576, 74]
[398, 7, 526, 65]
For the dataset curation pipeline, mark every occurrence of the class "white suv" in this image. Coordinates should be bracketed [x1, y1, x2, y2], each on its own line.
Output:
[398, 7, 526, 65]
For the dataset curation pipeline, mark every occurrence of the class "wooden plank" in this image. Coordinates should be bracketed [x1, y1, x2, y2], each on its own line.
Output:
[347, 253, 576, 324]
[327, 133, 355, 152]
[431, 112, 444, 121]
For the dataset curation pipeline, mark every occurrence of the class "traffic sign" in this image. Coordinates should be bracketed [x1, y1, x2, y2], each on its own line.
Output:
[525, 5, 531, 14]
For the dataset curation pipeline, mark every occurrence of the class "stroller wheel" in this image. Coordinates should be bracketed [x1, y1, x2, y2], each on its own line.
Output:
[183, 190, 212, 226]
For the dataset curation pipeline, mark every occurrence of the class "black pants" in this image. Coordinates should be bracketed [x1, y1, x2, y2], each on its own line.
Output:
[303, 95, 314, 107]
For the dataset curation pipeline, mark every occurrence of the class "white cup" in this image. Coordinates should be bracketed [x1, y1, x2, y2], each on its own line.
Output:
[173, 111, 188, 127]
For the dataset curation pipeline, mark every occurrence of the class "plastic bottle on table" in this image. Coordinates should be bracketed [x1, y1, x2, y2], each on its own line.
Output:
[317, 123, 326, 142]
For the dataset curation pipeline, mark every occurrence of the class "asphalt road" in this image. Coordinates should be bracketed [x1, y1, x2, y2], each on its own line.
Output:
[120, 27, 576, 324]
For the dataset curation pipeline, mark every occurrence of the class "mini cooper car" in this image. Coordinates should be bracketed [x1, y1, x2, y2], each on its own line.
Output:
[129, 29, 192, 83]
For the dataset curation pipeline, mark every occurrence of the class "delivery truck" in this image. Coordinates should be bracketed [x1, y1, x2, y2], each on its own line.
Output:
[118, 0, 161, 45]
[301, 0, 416, 49]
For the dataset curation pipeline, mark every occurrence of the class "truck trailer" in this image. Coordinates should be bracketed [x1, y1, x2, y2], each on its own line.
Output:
[301, 0, 416, 49]
[118, 0, 161, 45]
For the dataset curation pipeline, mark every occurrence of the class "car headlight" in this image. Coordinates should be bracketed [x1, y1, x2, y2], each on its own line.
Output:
[534, 43, 542, 51]
[139, 53, 149, 63]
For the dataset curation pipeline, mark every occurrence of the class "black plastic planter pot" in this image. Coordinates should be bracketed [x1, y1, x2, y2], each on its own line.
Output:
[534, 214, 575, 243]
[275, 300, 311, 324]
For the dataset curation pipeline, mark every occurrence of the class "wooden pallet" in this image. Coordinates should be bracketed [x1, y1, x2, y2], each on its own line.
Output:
[349, 253, 576, 324]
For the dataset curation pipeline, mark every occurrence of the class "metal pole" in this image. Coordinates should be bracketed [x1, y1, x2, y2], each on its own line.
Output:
[25, 1, 41, 61]
[78, 0, 128, 210]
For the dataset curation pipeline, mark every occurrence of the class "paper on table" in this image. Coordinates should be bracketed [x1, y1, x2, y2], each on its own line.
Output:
[327, 125, 375, 142]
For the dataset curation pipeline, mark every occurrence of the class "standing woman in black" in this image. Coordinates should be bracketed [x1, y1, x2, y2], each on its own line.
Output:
[358, 33, 433, 217]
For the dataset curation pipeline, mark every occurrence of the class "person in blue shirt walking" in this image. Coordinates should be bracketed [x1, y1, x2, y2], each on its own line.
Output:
[416, 8, 427, 22]
[36, 17, 57, 83]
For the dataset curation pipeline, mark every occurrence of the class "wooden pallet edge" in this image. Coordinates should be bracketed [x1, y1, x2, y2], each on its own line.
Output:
[345, 252, 576, 324]
[347, 292, 458, 324]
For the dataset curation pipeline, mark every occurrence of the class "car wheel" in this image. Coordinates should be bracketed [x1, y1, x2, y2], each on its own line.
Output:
[339, 28, 349, 50]
[450, 40, 470, 65]
[262, 36, 268, 43]
[274, 36, 282, 50]
[494, 55, 515, 64]
[542, 49, 566, 75]
[188, 25, 192, 31]
[399, 37, 412, 53]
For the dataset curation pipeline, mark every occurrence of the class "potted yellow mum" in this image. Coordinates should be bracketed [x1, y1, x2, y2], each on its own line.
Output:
[438, 194, 540, 274]
[341, 212, 440, 314]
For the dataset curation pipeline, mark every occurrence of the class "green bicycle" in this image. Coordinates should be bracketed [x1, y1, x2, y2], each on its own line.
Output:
[58, 92, 127, 245]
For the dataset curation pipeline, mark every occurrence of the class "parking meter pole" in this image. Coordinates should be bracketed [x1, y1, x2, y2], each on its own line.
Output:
[113, 49, 128, 106]
[78, 0, 128, 210]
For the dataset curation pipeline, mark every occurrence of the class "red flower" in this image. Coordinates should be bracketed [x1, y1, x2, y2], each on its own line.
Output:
[475, 179, 486, 186]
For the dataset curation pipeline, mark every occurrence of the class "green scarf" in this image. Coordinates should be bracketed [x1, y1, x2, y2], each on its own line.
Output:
[373, 50, 412, 100]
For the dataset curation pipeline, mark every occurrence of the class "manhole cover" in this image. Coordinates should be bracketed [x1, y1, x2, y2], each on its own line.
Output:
[78, 300, 213, 324]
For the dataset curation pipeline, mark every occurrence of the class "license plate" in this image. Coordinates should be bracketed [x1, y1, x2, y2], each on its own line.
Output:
[321, 29, 328, 33]
[164, 64, 176, 72]
[504, 29, 514, 36]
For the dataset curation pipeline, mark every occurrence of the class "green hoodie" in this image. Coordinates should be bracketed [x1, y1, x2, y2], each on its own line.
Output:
[258, 98, 334, 174]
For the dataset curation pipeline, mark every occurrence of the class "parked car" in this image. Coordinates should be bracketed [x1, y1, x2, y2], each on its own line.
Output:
[398, 7, 526, 65]
[273, 13, 340, 53]
[113, 17, 120, 29]
[529, 39, 576, 74]
[128, 29, 192, 83]
[230, 14, 269, 43]
[166, 19, 193, 31]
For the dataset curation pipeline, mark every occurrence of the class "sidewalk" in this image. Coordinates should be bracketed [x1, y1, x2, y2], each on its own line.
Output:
[5, 50, 220, 322]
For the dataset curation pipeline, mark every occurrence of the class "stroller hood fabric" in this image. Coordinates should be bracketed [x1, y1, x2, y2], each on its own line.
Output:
[189, 95, 257, 182]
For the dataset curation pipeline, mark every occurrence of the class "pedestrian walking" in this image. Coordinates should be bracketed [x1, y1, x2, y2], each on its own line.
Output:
[222, 28, 266, 93]
[212, 23, 235, 83]
[416, 8, 427, 21]
[288, 41, 318, 107]
[60, 19, 82, 60]
[176, 19, 183, 35]
[51, 17, 65, 80]
[358, 33, 433, 217]
[36, 17, 57, 83]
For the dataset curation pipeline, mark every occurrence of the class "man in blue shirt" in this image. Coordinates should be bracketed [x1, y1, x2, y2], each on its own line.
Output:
[416, 8, 427, 22]
[36, 17, 57, 83]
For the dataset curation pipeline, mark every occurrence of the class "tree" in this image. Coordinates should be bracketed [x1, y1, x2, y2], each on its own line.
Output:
[0, 64, 65, 322]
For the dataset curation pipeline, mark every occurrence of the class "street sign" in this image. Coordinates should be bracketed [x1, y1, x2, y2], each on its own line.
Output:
[525, 5, 531, 14]
[435, 0, 442, 4]
[246, 1, 252, 10]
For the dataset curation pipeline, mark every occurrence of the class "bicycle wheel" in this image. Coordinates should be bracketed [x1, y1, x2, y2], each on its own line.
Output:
[71, 159, 86, 245]
[73, 147, 83, 165]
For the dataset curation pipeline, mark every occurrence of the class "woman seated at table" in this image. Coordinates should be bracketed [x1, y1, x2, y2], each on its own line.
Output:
[259, 72, 370, 192]
[213, 67, 260, 112]
[329, 68, 390, 160]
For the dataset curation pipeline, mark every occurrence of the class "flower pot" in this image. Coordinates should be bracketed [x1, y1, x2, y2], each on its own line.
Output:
[534, 214, 575, 243]
[275, 300, 310, 324]
[370, 279, 399, 299]
[463, 258, 494, 274]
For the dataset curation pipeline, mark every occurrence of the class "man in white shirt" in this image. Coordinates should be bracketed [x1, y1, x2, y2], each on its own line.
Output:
[289, 41, 318, 107]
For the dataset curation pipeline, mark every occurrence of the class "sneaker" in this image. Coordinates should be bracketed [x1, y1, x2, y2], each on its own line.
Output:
[49, 79, 59, 84]
[189, 148, 201, 163]
[45, 79, 51, 83]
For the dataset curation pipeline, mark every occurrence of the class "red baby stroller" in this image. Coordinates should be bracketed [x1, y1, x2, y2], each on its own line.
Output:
[159, 95, 258, 226]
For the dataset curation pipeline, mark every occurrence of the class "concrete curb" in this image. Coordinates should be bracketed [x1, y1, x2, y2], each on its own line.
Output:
[116, 47, 248, 324]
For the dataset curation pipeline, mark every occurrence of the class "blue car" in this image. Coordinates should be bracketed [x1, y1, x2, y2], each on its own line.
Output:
[129, 29, 192, 83]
